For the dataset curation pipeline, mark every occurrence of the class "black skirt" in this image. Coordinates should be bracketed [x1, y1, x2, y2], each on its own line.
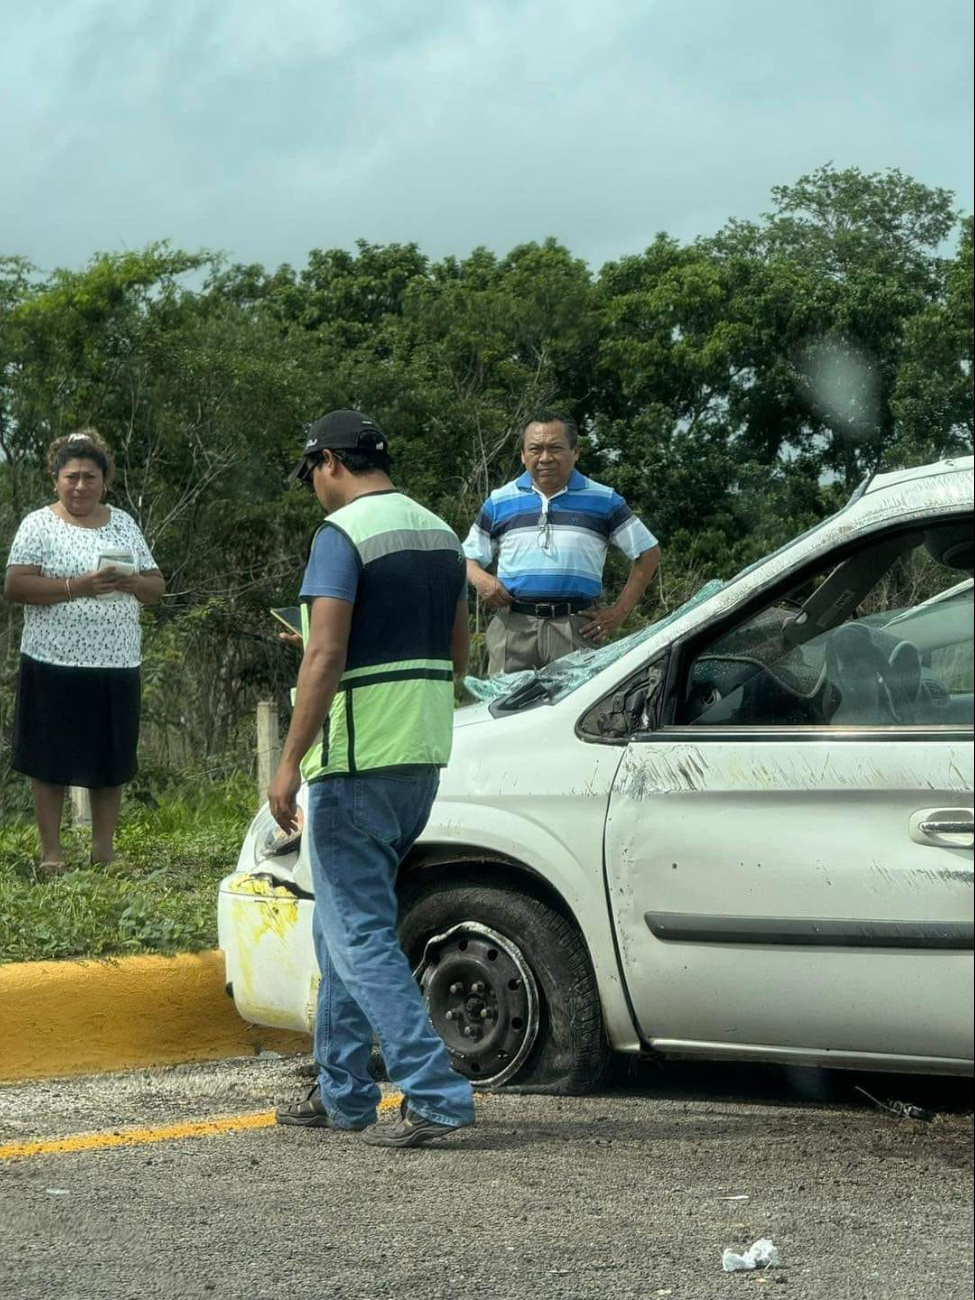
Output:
[11, 654, 141, 788]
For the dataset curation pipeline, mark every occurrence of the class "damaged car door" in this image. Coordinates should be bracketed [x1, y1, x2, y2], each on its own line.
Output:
[602, 517, 974, 1070]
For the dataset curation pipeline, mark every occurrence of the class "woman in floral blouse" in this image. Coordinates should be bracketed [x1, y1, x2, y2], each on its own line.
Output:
[4, 429, 165, 873]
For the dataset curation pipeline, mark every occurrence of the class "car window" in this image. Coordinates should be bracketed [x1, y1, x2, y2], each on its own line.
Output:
[677, 521, 973, 730]
[929, 641, 974, 693]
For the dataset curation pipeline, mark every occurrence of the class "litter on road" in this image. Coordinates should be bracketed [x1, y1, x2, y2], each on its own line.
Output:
[855, 1086, 935, 1122]
[722, 1238, 782, 1272]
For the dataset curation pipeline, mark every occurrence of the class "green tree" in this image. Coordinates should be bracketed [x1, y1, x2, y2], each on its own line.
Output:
[711, 164, 962, 487]
[2, 166, 972, 794]
[892, 216, 974, 465]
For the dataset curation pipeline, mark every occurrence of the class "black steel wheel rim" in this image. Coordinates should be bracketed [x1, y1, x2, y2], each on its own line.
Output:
[415, 922, 540, 1087]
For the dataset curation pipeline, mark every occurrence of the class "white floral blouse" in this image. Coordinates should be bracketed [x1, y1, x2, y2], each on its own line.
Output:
[6, 507, 158, 669]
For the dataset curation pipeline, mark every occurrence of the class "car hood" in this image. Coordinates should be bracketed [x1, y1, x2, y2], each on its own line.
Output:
[452, 701, 494, 730]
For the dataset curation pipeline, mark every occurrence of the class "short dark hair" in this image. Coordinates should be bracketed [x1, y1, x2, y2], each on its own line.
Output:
[309, 446, 392, 477]
[522, 412, 579, 449]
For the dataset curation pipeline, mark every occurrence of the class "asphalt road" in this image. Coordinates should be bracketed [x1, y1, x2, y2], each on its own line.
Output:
[0, 1055, 971, 1300]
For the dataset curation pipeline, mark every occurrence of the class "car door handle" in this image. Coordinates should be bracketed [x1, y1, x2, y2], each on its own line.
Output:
[920, 820, 974, 836]
[910, 808, 975, 848]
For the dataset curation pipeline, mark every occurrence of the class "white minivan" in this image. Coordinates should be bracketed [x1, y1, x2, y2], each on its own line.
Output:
[218, 456, 974, 1092]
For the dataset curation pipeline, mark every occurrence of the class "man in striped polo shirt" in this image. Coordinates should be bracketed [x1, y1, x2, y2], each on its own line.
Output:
[464, 413, 660, 674]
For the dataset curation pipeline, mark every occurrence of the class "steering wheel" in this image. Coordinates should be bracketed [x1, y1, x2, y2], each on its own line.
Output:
[885, 640, 922, 725]
[823, 624, 896, 726]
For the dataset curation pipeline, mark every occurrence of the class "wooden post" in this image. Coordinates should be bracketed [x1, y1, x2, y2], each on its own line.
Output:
[256, 700, 281, 805]
[69, 787, 91, 828]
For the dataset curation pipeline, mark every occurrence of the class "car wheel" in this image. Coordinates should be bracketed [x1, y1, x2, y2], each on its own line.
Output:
[400, 879, 611, 1095]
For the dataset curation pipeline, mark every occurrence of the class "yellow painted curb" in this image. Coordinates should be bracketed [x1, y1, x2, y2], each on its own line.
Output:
[0, 951, 310, 1083]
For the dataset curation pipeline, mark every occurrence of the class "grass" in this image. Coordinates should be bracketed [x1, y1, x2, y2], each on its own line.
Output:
[0, 773, 255, 964]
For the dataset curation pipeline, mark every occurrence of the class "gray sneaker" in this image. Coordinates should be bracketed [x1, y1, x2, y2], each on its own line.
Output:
[361, 1098, 473, 1148]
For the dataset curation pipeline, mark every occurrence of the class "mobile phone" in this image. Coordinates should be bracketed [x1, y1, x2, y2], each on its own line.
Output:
[270, 607, 302, 637]
[96, 550, 137, 600]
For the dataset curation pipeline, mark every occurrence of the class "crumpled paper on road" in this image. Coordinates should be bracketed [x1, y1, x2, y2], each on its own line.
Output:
[721, 1238, 781, 1272]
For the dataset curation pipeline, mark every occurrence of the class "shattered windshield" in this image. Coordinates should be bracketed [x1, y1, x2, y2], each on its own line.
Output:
[463, 580, 726, 709]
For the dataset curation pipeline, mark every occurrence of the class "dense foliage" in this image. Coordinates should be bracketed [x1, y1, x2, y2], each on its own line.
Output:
[2, 165, 972, 797]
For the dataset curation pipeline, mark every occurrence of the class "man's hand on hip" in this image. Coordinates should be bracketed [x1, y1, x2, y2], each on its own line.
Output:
[579, 603, 625, 644]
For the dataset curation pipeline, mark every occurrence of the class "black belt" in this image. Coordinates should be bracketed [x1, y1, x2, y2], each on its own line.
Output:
[509, 599, 589, 618]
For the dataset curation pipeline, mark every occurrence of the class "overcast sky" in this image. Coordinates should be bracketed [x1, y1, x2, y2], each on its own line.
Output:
[2, 0, 972, 275]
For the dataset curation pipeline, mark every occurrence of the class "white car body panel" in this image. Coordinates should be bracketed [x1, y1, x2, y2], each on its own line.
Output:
[218, 878, 317, 1031]
[606, 738, 973, 1061]
[220, 783, 317, 1032]
[218, 456, 974, 1073]
[415, 708, 636, 1048]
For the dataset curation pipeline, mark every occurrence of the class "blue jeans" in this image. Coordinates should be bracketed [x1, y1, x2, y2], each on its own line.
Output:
[307, 769, 475, 1129]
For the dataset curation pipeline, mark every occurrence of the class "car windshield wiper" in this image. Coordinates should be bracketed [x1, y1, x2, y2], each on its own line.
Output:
[490, 673, 558, 715]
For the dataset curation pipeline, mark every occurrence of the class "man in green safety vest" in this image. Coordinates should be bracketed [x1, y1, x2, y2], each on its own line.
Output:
[268, 410, 475, 1148]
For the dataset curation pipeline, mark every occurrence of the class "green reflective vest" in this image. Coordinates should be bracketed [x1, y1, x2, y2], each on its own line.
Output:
[299, 491, 465, 781]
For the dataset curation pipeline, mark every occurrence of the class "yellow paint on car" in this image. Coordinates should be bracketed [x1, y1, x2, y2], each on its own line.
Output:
[223, 878, 309, 1027]
[223, 873, 301, 941]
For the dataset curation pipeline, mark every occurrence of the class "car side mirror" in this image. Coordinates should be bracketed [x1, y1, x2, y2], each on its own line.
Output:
[578, 657, 666, 740]
[593, 686, 647, 738]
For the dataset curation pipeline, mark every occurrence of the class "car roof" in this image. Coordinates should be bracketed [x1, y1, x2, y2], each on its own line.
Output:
[860, 455, 974, 500]
[840, 455, 973, 537]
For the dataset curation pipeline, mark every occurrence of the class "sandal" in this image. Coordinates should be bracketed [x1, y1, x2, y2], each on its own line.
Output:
[274, 1083, 373, 1131]
[38, 860, 68, 880]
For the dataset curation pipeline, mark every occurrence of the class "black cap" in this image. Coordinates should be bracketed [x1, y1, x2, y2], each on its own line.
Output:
[287, 409, 387, 483]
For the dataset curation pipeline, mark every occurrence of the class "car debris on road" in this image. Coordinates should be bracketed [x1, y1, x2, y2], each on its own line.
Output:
[855, 1086, 936, 1122]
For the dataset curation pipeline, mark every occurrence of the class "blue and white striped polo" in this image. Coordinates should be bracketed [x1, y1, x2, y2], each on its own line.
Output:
[462, 470, 657, 602]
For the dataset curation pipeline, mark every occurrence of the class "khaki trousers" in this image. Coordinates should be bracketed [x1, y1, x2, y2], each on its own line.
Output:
[485, 608, 591, 675]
